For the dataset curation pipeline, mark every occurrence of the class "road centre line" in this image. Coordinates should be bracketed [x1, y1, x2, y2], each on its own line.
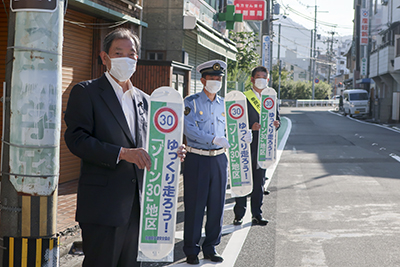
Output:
[390, 153, 400, 163]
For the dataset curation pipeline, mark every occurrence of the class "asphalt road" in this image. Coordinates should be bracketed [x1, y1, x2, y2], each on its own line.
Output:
[251, 107, 400, 267]
[61, 107, 400, 267]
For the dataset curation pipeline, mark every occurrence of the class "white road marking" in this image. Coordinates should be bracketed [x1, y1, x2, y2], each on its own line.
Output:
[169, 117, 292, 266]
[390, 153, 400, 163]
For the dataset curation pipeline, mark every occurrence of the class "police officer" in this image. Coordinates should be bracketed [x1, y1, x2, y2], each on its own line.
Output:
[183, 60, 240, 264]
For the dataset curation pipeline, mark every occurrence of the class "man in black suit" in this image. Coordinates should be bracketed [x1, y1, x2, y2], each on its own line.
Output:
[64, 28, 185, 267]
[233, 66, 280, 226]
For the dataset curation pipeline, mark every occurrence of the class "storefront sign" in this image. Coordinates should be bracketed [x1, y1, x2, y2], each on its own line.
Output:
[360, 9, 369, 46]
[361, 57, 368, 76]
[234, 0, 265, 21]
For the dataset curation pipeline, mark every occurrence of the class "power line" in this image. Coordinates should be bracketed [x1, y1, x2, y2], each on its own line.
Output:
[273, 24, 311, 31]
[272, 39, 335, 66]
[277, 0, 353, 30]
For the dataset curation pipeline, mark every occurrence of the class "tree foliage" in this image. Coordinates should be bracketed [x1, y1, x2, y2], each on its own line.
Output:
[227, 31, 260, 91]
[270, 65, 332, 99]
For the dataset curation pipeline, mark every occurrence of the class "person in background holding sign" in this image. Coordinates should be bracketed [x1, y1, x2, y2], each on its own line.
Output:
[183, 60, 242, 265]
[234, 66, 280, 226]
[64, 28, 185, 267]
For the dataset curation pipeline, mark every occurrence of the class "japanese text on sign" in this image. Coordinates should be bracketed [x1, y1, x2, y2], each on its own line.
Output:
[142, 137, 179, 242]
[226, 101, 251, 187]
[234, 0, 265, 21]
[360, 9, 369, 46]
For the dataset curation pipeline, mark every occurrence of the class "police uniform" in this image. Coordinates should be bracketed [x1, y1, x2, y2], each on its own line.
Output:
[183, 60, 228, 262]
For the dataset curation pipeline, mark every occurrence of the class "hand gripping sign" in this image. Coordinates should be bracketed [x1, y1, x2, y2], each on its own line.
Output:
[225, 91, 253, 197]
[138, 87, 183, 262]
[258, 88, 277, 169]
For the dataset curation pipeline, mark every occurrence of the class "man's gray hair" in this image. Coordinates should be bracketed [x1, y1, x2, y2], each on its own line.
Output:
[103, 28, 140, 54]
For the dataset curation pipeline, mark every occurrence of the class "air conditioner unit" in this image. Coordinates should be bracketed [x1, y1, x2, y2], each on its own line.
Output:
[381, 0, 388, 5]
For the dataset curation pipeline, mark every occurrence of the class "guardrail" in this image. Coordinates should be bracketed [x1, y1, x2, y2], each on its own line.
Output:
[280, 99, 339, 107]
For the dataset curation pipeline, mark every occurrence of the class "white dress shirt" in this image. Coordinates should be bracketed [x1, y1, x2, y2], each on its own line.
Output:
[252, 87, 262, 100]
[105, 71, 136, 140]
[105, 72, 137, 163]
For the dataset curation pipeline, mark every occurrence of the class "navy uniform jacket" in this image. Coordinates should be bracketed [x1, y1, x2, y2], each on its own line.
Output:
[64, 74, 149, 227]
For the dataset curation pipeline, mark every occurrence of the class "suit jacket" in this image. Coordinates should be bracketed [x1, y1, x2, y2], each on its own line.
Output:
[64, 74, 149, 227]
[247, 96, 280, 166]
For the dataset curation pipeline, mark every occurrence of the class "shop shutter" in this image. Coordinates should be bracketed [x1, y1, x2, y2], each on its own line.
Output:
[60, 10, 95, 183]
[184, 32, 224, 96]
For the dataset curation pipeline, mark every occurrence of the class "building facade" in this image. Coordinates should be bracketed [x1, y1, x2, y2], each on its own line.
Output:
[142, 0, 237, 96]
[1, 0, 147, 183]
[369, 0, 400, 122]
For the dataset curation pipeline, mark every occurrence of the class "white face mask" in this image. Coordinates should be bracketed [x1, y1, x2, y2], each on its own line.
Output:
[205, 80, 222, 94]
[108, 55, 137, 82]
[254, 78, 268, 89]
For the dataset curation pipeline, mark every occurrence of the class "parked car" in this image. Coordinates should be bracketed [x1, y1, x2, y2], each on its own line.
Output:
[343, 89, 369, 116]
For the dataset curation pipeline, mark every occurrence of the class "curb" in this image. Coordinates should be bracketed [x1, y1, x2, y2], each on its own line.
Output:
[58, 225, 82, 258]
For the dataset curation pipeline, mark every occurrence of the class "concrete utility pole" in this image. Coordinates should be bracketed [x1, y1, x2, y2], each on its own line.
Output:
[277, 23, 281, 99]
[327, 31, 335, 85]
[311, 3, 317, 100]
[1, 0, 64, 264]
[309, 30, 313, 82]
[308, 0, 327, 99]
[261, 0, 272, 86]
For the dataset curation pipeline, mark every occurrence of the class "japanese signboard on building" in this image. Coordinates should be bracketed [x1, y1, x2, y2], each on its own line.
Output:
[360, 9, 369, 46]
[225, 91, 253, 197]
[234, 0, 265, 21]
[361, 57, 368, 76]
[138, 87, 183, 262]
[258, 88, 277, 169]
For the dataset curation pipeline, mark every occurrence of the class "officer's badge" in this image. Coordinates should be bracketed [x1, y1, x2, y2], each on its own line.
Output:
[213, 63, 221, 71]
[184, 107, 191, 116]
[222, 112, 225, 117]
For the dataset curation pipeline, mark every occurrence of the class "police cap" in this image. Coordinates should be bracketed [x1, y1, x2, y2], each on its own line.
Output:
[196, 60, 227, 76]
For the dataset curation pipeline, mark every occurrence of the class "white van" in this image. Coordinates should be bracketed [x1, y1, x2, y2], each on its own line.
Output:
[343, 89, 369, 116]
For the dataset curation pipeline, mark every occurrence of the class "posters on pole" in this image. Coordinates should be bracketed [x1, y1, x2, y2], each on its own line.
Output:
[138, 87, 183, 262]
[225, 91, 253, 197]
[257, 88, 277, 169]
